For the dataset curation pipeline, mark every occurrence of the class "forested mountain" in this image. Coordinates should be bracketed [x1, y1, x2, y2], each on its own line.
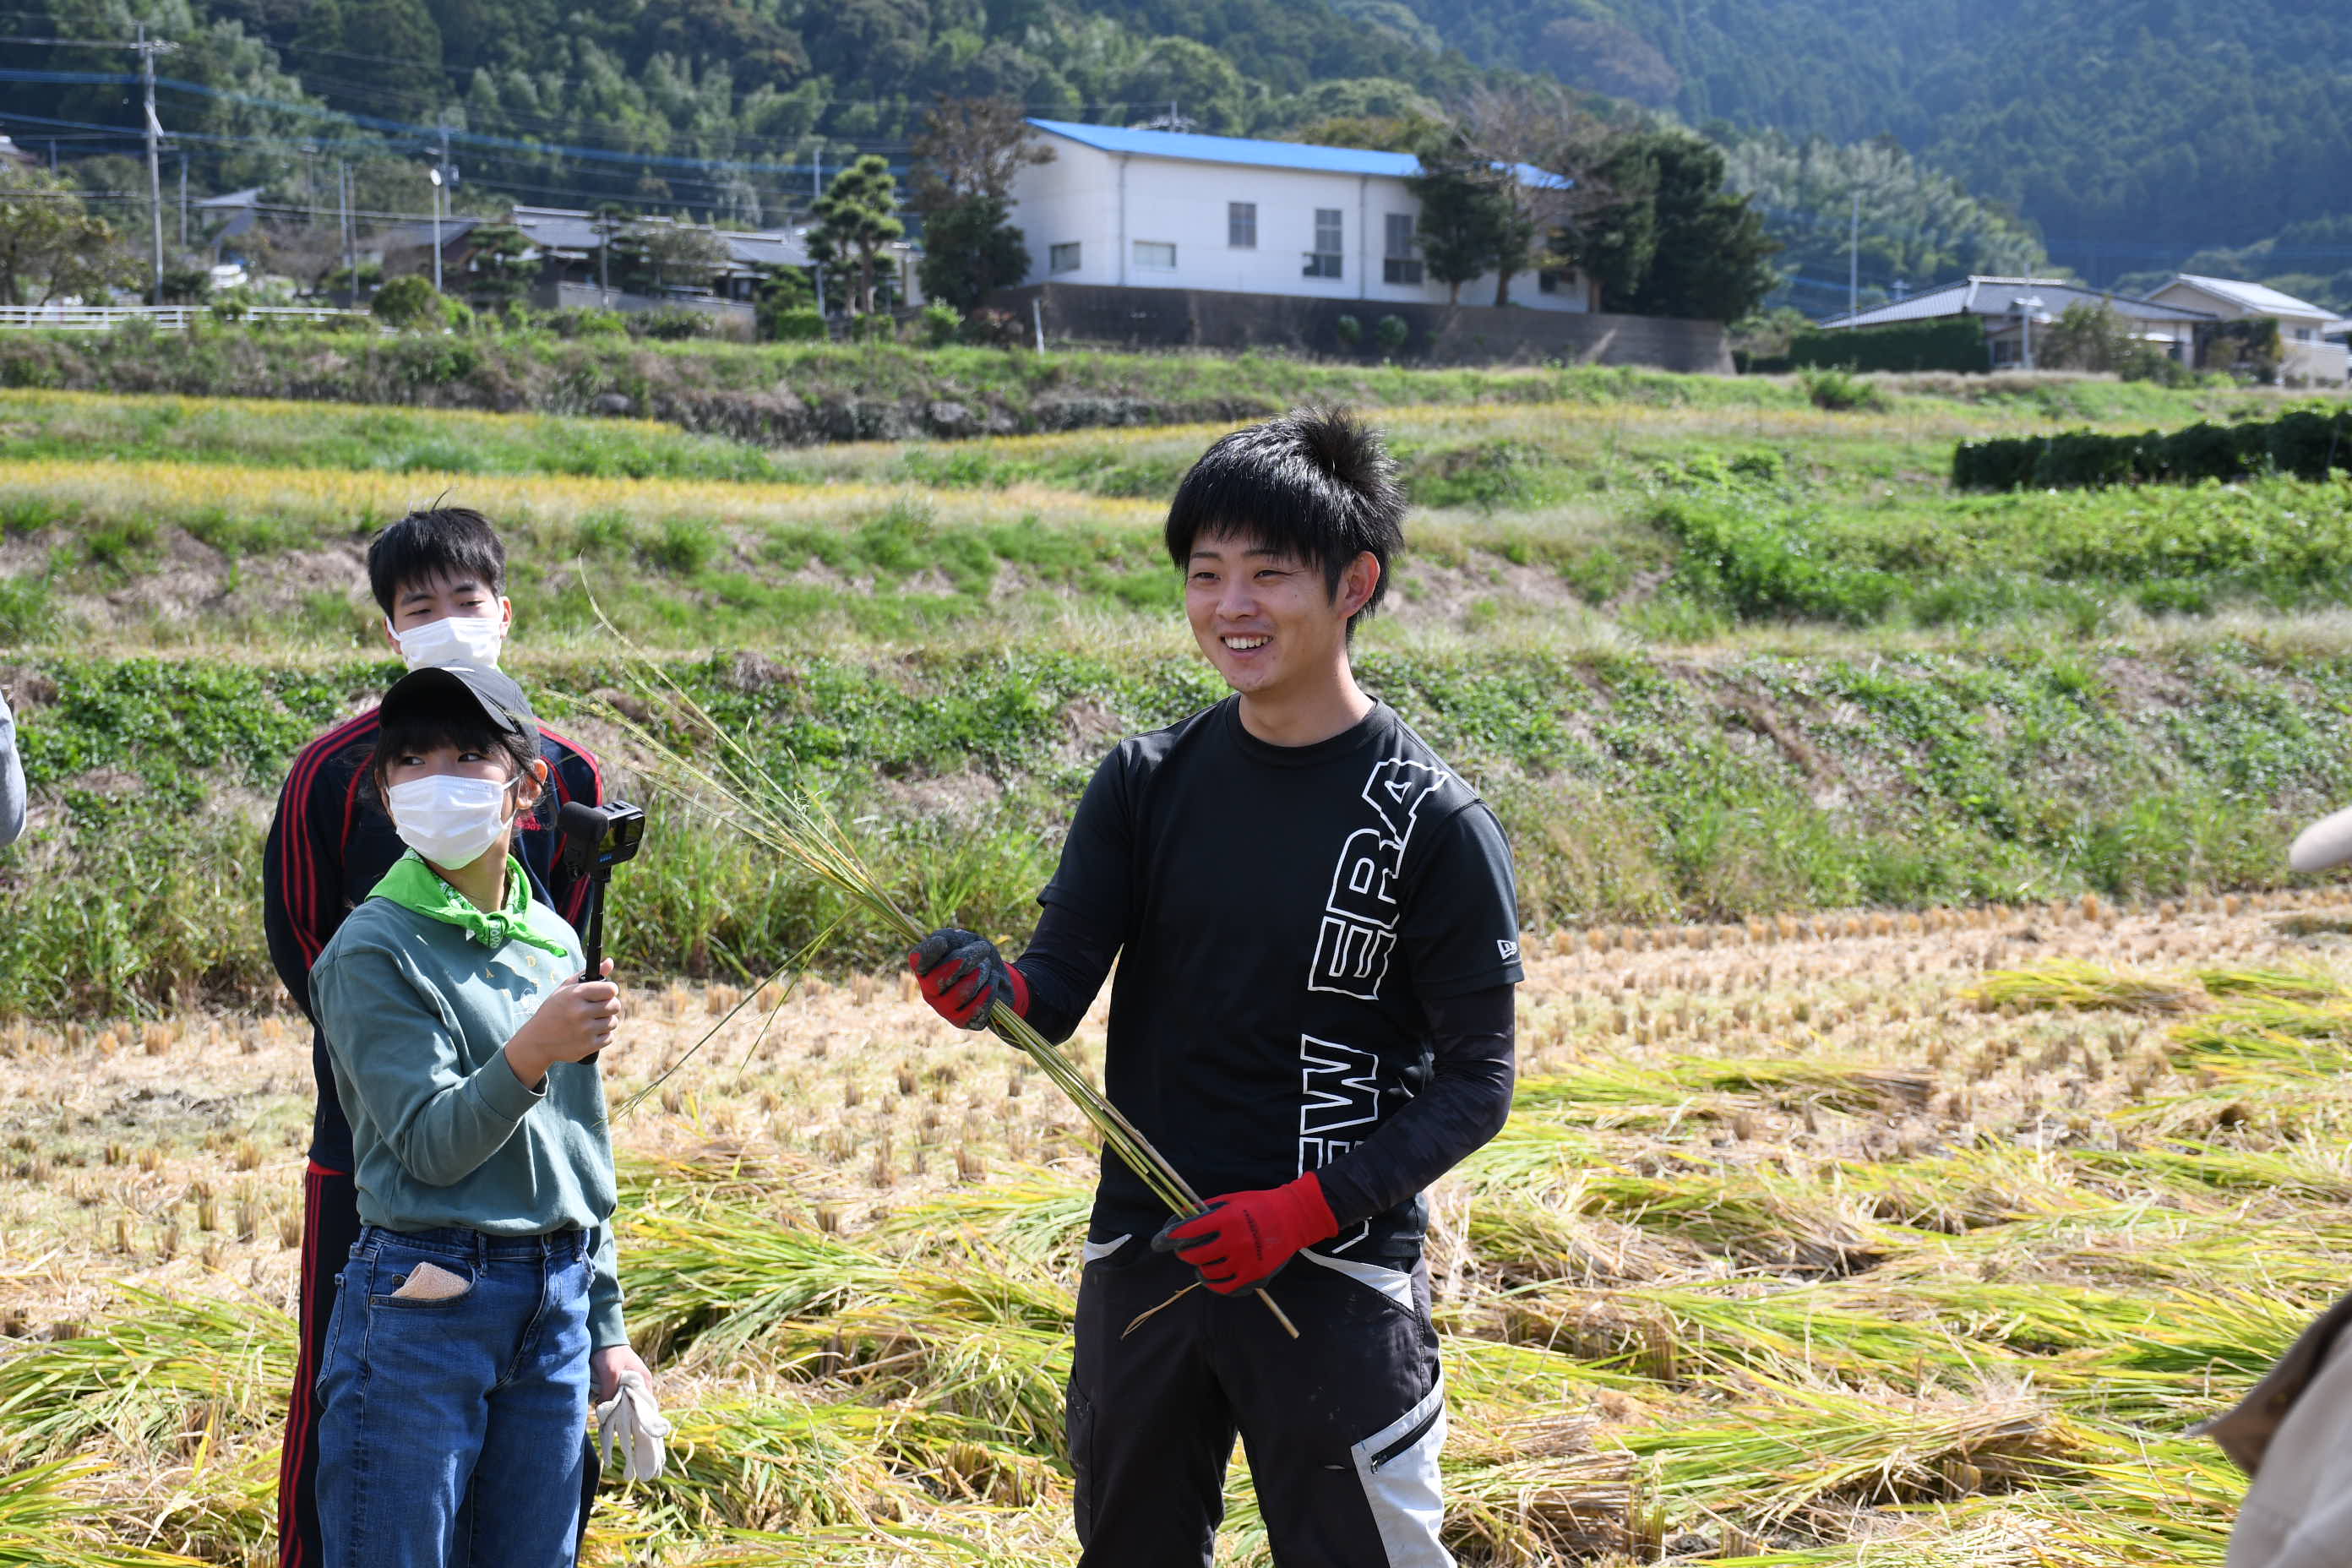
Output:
[1395, 0, 2352, 297]
[10, 0, 1488, 225]
[8, 0, 2342, 313]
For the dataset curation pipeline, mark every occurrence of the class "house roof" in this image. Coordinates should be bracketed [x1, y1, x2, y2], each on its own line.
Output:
[1024, 118, 1569, 189]
[508, 206, 811, 270]
[2163, 273, 2340, 323]
[193, 187, 265, 210]
[1819, 276, 2214, 329]
[377, 216, 482, 254]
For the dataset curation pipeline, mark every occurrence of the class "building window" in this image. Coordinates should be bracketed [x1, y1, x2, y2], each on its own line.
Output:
[1048, 242, 1081, 275]
[1382, 213, 1421, 286]
[1133, 240, 1177, 271]
[1538, 270, 1560, 294]
[2295, 326, 2316, 342]
[1228, 202, 1256, 248]
[1304, 209, 1343, 278]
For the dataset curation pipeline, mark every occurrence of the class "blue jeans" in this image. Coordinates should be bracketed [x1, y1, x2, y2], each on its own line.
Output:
[315, 1225, 592, 1568]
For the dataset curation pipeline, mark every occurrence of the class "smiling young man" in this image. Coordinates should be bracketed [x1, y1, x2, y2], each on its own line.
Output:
[264, 507, 608, 1568]
[910, 408, 1522, 1567]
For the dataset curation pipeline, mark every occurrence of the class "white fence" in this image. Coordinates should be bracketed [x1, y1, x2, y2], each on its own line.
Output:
[0, 304, 371, 332]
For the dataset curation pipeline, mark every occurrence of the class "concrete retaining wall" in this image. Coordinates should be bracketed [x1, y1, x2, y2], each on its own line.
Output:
[990, 281, 1731, 373]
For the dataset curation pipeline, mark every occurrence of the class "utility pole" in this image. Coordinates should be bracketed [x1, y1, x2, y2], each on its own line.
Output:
[428, 122, 452, 293]
[177, 154, 187, 250]
[136, 24, 175, 305]
[1846, 189, 1859, 327]
[341, 162, 357, 303]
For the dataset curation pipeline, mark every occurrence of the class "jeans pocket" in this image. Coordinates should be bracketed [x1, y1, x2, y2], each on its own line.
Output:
[367, 1247, 479, 1309]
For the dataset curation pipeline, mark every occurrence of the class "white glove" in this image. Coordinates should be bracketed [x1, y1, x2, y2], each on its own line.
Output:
[593, 1368, 672, 1484]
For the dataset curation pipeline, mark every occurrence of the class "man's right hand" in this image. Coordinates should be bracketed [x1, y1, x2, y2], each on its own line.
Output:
[908, 927, 1028, 1030]
[506, 960, 621, 1086]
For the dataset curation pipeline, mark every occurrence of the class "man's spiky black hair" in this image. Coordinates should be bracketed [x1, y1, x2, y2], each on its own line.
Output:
[1163, 406, 1406, 633]
[366, 506, 507, 618]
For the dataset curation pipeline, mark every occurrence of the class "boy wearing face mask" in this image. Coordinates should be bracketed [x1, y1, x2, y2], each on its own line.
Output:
[264, 507, 607, 1568]
[310, 663, 645, 1568]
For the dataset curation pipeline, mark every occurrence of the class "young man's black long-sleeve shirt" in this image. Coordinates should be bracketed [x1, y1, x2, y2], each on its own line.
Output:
[262, 704, 604, 1172]
[1019, 697, 1522, 1260]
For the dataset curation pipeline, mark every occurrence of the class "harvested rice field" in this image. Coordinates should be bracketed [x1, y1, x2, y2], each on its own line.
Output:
[7, 888, 2349, 1565]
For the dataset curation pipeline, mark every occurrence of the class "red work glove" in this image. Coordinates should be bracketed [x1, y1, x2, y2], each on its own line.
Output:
[1152, 1173, 1338, 1295]
[908, 926, 1029, 1030]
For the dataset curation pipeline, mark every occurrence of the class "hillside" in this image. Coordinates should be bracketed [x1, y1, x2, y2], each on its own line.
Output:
[1396, 0, 2352, 297]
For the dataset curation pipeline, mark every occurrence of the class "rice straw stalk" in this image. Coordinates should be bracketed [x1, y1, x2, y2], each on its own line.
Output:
[595, 632, 1299, 1338]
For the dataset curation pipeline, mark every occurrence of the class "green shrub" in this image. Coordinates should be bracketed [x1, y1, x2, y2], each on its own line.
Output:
[1789, 318, 1987, 373]
[852, 312, 897, 343]
[1954, 407, 2352, 493]
[762, 305, 827, 340]
[548, 308, 629, 339]
[0, 576, 58, 644]
[370, 275, 445, 330]
[634, 307, 721, 341]
[1798, 366, 1887, 412]
[1335, 314, 1364, 348]
[960, 307, 1025, 349]
[918, 302, 961, 348]
[1375, 314, 1410, 352]
[442, 298, 476, 335]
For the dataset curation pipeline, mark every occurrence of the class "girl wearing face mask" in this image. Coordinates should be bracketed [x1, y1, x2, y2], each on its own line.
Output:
[308, 664, 649, 1568]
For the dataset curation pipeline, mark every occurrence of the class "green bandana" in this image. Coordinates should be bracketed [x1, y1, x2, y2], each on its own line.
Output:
[370, 850, 570, 956]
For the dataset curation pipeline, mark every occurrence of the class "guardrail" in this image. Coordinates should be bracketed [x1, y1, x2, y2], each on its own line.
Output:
[0, 304, 372, 331]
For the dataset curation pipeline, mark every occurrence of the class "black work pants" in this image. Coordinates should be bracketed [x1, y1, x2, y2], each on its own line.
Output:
[1068, 1236, 1451, 1568]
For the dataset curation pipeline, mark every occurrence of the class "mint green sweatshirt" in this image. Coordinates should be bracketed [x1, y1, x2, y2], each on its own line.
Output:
[310, 883, 626, 1348]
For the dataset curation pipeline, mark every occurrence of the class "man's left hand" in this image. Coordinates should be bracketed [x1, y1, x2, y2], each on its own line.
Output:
[591, 1342, 655, 1405]
[1152, 1173, 1337, 1294]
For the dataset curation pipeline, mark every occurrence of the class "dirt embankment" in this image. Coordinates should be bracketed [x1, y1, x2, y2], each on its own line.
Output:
[0, 330, 1587, 446]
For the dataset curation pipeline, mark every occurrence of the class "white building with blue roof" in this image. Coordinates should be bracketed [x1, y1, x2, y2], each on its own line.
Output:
[1009, 119, 1595, 313]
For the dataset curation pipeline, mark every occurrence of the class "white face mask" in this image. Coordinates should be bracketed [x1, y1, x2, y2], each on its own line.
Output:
[391, 614, 507, 672]
[386, 774, 516, 870]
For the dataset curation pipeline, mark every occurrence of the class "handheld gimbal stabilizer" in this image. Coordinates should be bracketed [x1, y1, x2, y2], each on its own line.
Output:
[558, 800, 645, 1064]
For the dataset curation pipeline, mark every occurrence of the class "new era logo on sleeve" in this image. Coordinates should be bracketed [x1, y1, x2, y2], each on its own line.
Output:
[1498, 939, 1518, 961]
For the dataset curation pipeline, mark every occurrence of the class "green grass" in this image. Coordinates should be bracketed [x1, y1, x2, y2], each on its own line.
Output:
[7, 642, 2352, 1017]
[9, 386, 2346, 657]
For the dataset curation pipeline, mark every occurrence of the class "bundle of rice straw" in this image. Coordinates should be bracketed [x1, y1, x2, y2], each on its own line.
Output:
[602, 653, 1298, 1337]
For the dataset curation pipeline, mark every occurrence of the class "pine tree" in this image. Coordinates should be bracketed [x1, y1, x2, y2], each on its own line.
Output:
[808, 155, 904, 317]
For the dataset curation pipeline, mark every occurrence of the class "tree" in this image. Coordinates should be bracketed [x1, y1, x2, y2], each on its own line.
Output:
[0, 166, 138, 307]
[908, 95, 1052, 212]
[1720, 130, 2047, 316]
[371, 274, 445, 329]
[248, 216, 348, 295]
[1533, 18, 1679, 109]
[292, 0, 444, 111]
[1626, 136, 1779, 322]
[462, 220, 536, 310]
[808, 155, 903, 316]
[1563, 132, 1778, 322]
[1406, 136, 1513, 306]
[1456, 84, 1610, 307]
[616, 220, 732, 294]
[917, 196, 1028, 313]
[1108, 38, 1250, 135]
[911, 95, 1051, 313]
[1559, 135, 1658, 312]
